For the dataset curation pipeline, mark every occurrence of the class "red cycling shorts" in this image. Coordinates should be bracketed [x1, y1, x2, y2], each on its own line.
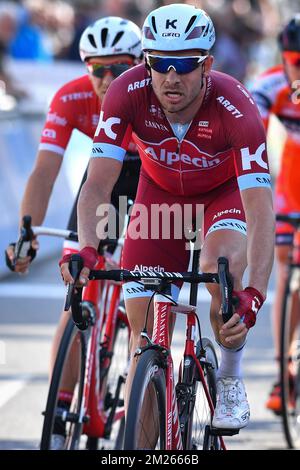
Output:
[121, 170, 246, 300]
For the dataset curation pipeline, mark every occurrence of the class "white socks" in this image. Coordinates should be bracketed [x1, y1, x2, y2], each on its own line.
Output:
[217, 342, 245, 379]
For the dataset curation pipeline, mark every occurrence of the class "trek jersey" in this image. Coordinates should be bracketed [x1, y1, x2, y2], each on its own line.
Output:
[250, 65, 300, 240]
[39, 74, 137, 157]
[250, 65, 300, 148]
[91, 64, 271, 196]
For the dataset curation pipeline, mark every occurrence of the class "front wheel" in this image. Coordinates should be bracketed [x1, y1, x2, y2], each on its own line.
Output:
[40, 316, 87, 450]
[279, 269, 300, 449]
[123, 349, 166, 450]
[179, 337, 219, 450]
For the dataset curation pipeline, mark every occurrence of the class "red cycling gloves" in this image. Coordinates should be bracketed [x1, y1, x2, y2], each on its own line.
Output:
[59, 246, 98, 270]
[233, 287, 265, 329]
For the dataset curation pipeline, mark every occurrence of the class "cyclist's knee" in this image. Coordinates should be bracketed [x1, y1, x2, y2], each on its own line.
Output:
[200, 253, 245, 289]
[276, 244, 291, 265]
[124, 296, 154, 334]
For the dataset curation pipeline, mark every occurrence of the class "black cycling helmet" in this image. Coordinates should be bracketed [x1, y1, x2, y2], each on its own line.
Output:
[278, 14, 300, 52]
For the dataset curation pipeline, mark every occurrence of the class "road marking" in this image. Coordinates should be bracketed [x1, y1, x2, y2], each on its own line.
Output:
[0, 377, 30, 409]
[0, 283, 65, 299]
[0, 282, 275, 304]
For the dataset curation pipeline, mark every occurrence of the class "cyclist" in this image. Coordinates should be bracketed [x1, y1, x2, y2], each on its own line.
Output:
[250, 14, 300, 414]
[61, 3, 275, 435]
[5, 16, 142, 448]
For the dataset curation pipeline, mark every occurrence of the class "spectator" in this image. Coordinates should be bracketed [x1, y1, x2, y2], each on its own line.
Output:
[9, 0, 53, 61]
[0, 3, 26, 100]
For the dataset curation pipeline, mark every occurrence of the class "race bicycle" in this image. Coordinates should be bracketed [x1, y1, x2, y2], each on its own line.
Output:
[277, 213, 300, 449]
[67, 247, 238, 450]
[13, 215, 129, 450]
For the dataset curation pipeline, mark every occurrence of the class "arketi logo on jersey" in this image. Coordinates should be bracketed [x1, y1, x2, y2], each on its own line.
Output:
[216, 96, 243, 118]
[128, 78, 151, 93]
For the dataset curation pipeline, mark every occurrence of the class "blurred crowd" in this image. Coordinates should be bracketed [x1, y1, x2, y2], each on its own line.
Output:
[0, 0, 299, 100]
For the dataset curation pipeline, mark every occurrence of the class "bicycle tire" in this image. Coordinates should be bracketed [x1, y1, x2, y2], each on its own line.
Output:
[279, 267, 300, 449]
[123, 349, 166, 450]
[179, 337, 219, 450]
[40, 316, 87, 450]
[100, 310, 130, 450]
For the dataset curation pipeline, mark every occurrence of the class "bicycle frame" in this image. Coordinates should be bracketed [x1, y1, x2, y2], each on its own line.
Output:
[151, 293, 226, 450]
[66, 253, 233, 450]
[66, 251, 127, 440]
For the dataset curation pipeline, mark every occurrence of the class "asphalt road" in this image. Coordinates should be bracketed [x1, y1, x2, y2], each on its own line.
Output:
[0, 254, 287, 450]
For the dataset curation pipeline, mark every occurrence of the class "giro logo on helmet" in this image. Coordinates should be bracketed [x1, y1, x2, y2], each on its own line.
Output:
[162, 33, 180, 37]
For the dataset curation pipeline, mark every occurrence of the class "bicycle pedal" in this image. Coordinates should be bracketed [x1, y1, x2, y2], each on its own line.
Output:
[61, 411, 89, 424]
[210, 427, 240, 436]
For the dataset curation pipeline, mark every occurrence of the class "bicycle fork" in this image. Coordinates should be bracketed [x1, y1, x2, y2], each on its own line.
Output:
[153, 294, 183, 450]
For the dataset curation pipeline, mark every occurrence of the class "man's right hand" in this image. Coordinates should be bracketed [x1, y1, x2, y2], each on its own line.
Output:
[5, 240, 39, 273]
[59, 246, 98, 286]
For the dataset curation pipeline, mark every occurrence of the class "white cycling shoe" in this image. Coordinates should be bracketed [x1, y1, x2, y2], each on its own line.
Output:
[50, 434, 66, 450]
[212, 377, 250, 430]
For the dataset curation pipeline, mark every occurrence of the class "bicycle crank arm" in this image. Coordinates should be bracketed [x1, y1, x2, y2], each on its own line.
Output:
[210, 427, 240, 436]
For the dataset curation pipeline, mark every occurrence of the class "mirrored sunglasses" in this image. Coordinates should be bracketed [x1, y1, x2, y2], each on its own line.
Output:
[147, 55, 208, 75]
[87, 62, 132, 78]
[283, 51, 300, 67]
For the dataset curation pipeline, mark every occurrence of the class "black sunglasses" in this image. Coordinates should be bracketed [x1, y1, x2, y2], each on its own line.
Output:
[87, 63, 132, 78]
[147, 55, 208, 75]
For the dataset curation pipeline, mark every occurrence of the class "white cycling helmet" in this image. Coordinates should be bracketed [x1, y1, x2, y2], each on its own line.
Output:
[142, 4, 215, 52]
[79, 16, 142, 61]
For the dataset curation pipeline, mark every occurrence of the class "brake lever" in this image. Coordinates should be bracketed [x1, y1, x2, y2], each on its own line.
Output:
[13, 215, 34, 267]
[64, 254, 84, 311]
[218, 257, 234, 323]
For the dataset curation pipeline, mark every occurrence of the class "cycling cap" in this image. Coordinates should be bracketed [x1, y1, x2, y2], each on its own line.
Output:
[278, 14, 300, 52]
[79, 16, 142, 61]
[142, 4, 215, 52]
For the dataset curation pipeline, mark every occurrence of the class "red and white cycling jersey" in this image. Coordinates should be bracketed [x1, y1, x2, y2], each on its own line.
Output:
[91, 64, 270, 197]
[250, 65, 300, 142]
[39, 75, 100, 156]
[250, 65, 300, 239]
[39, 74, 137, 157]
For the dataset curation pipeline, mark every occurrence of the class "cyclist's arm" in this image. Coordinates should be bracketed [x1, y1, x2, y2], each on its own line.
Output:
[225, 79, 275, 298]
[20, 150, 63, 226]
[240, 187, 275, 299]
[78, 157, 123, 250]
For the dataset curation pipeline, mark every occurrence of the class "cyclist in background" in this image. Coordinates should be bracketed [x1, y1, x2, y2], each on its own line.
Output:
[61, 3, 275, 436]
[5, 16, 142, 449]
[250, 14, 300, 414]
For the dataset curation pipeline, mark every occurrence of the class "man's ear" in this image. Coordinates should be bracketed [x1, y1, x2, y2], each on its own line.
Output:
[204, 55, 214, 75]
[144, 56, 152, 76]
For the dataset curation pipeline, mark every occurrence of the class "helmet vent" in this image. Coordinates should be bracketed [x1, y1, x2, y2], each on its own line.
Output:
[111, 31, 124, 47]
[185, 15, 197, 33]
[88, 34, 97, 49]
[202, 24, 209, 37]
[101, 27, 109, 47]
[186, 26, 205, 40]
[151, 16, 157, 34]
